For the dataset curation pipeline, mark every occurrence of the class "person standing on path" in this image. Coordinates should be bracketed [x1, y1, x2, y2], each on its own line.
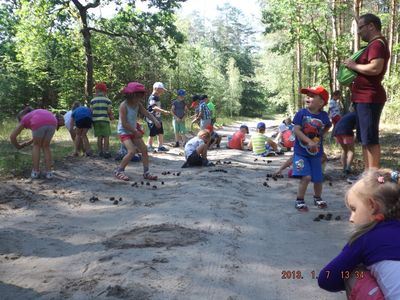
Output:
[343, 13, 390, 171]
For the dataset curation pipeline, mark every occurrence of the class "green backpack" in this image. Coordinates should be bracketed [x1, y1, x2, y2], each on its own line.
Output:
[337, 47, 366, 86]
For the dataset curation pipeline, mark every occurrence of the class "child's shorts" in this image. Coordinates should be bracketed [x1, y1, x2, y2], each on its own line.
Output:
[93, 121, 111, 137]
[76, 117, 92, 129]
[32, 125, 56, 140]
[172, 119, 187, 134]
[335, 135, 354, 145]
[292, 154, 323, 183]
[349, 271, 384, 300]
[147, 121, 164, 136]
[119, 134, 135, 143]
[186, 152, 203, 166]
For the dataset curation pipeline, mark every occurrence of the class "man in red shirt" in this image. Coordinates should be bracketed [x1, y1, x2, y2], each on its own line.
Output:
[343, 13, 390, 170]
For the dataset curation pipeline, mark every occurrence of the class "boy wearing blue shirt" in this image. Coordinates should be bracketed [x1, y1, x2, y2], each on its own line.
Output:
[293, 86, 332, 211]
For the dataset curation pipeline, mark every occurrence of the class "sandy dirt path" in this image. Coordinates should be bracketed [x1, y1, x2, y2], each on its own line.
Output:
[0, 120, 350, 300]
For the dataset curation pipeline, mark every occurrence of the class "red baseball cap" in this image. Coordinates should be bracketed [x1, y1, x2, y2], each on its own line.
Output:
[300, 86, 329, 105]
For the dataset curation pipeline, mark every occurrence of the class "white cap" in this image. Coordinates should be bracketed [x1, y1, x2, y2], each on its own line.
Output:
[153, 82, 167, 90]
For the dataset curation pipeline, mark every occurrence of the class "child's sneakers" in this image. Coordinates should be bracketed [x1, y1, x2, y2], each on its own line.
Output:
[45, 171, 54, 179]
[314, 196, 327, 209]
[295, 200, 308, 212]
[157, 145, 169, 152]
[31, 170, 40, 179]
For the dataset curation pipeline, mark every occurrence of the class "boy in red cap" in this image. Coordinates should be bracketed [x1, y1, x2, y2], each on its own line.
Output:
[292, 86, 332, 211]
[90, 82, 113, 158]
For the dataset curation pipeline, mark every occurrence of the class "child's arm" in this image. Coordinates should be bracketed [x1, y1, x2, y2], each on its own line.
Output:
[10, 124, 27, 149]
[139, 103, 161, 128]
[107, 106, 114, 121]
[70, 116, 75, 132]
[151, 105, 171, 116]
[247, 138, 253, 150]
[267, 139, 278, 151]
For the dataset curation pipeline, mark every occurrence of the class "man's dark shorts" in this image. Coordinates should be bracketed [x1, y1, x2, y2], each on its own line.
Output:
[76, 117, 92, 129]
[147, 121, 164, 137]
[354, 103, 384, 145]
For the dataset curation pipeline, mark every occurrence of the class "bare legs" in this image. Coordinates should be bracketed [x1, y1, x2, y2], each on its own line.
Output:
[363, 144, 380, 170]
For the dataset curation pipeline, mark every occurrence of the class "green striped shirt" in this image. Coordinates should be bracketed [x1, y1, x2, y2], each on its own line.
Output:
[90, 96, 111, 122]
[251, 132, 267, 155]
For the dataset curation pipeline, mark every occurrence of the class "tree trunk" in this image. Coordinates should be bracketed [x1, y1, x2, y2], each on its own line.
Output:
[387, 0, 397, 76]
[331, 0, 338, 90]
[296, 36, 302, 110]
[353, 0, 362, 51]
[71, 0, 100, 104]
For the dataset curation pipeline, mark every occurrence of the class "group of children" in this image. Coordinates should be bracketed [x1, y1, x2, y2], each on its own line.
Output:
[9, 82, 400, 299]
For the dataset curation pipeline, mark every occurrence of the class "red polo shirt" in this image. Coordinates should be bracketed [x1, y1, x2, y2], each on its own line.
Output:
[351, 37, 390, 104]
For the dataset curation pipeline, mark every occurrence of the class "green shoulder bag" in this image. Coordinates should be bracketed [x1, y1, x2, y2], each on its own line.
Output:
[337, 47, 366, 86]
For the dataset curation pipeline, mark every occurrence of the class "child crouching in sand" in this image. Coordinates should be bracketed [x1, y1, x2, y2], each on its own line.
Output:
[182, 130, 214, 168]
[115, 82, 161, 181]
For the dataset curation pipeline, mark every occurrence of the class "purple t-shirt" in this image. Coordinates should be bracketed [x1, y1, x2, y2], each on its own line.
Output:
[21, 109, 57, 130]
[293, 108, 331, 157]
[318, 220, 400, 292]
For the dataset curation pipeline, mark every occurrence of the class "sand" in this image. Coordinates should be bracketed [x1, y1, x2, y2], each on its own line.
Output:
[0, 120, 351, 300]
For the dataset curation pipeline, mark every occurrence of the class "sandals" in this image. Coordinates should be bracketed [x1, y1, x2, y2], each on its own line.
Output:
[143, 172, 158, 181]
[115, 171, 129, 181]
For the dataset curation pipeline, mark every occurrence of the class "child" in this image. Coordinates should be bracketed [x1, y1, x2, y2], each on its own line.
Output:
[146, 82, 171, 152]
[115, 82, 161, 181]
[333, 111, 357, 175]
[192, 94, 212, 130]
[276, 117, 295, 151]
[90, 82, 114, 158]
[205, 124, 221, 149]
[318, 169, 400, 299]
[181, 129, 213, 168]
[293, 86, 331, 211]
[207, 97, 217, 125]
[248, 122, 278, 156]
[64, 101, 84, 154]
[70, 104, 93, 156]
[328, 90, 342, 126]
[171, 89, 189, 147]
[10, 107, 64, 179]
[227, 124, 249, 150]
[190, 95, 200, 131]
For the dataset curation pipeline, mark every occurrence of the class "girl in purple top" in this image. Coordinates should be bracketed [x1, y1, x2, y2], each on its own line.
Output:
[10, 107, 64, 179]
[319, 169, 400, 300]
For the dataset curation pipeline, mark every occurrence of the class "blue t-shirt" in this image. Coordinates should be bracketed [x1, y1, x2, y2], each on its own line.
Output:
[293, 108, 331, 157]
[318, 220, 400, 292]
[72, 106, 92, 121]
[333, 112, 356, 136]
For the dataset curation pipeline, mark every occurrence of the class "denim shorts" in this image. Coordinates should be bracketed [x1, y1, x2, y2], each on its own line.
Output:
[292, 154, 323, 183]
